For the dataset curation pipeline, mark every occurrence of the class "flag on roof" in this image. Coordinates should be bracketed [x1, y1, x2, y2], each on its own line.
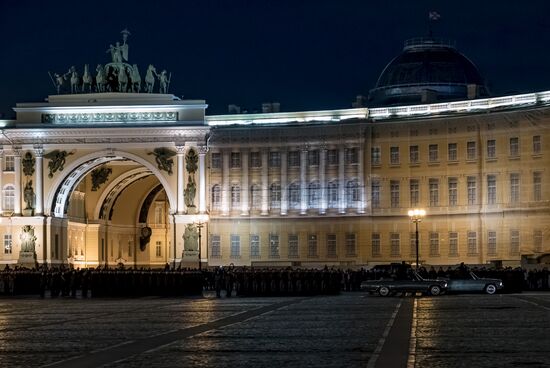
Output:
[429, 11, 441, 21]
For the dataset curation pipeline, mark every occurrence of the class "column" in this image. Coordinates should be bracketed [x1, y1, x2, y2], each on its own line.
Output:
[338, 145, 346, 214]
[0, 148, 3, 213]
[241, 149, 249, 215]
[176, 145, 185, 214]
[198, 146, 208, 214]
[280, 150, 288, 215]
[357, 144, 366, 214]
[319, 146, 327, 215]
[34, 145, 44, 215]
[14, 147, 22, 215]
[260, 148, 269, 215]
[300, 146, 308, 215]
[221, 149, 230, 215]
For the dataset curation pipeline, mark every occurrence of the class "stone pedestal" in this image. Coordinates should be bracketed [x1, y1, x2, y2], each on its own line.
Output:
[186, 206, 197, 215]
[23, 208, 34, 216]
[19, 251, 37, 268]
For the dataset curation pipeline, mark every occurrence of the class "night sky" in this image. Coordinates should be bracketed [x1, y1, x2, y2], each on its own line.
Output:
[2, 0, 550, 118]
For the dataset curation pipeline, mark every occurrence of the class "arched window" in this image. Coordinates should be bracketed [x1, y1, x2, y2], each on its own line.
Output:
[251, 184, 261, 210]
[270, 183, 281, 208]
[346, 179, 359, 206]
[211, 184, 221, 208]
[308, 181, 320, 208]
[231, 185, 241, 208]
[289, 182, 300, 209]
[3, 184, 14, 211]
[328, 180, 339, 208]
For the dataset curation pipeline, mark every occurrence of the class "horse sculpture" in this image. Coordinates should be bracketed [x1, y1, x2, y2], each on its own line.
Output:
[131, 64, 141, 92]
[118, 66, 128, 92]
[82, 64, 93, 93]
[70, 67, 80, 94]
[96, 64, 106, 92]
[145, 64, 157, 93]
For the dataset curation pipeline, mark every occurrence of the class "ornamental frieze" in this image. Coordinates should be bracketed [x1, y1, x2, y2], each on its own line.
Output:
[42, 111, 177, 124]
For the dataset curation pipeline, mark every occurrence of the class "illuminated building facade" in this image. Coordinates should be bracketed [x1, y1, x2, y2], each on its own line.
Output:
[1, 37, 549, 269]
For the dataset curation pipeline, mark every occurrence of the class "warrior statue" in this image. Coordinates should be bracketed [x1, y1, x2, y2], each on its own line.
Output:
[158, 70, 171, 94]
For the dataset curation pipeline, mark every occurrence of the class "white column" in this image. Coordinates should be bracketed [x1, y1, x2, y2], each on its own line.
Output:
[222, 149, 230, 215]
[358, 144, 365, 214]
[14, 147, 22, 215]
[176, 145, 185, 214]
[198, 146, 208, 214]
[34, 145, 44, 215]
[319, 146, 327, 215]
[0, 148, 3, 213]
[260, 148, 269, 215]
[241, 149, 249, 215]
[300, 147, 308, 215]
[338, 145, 346, 214]
[280, 150, 288, 216]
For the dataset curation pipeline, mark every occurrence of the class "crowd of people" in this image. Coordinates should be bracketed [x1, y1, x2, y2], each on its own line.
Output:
[0, 263, 549, 298]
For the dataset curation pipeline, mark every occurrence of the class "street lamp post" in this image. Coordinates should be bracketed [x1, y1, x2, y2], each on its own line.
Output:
[194, 214, 209, 270]
[408, 208, 426, 270]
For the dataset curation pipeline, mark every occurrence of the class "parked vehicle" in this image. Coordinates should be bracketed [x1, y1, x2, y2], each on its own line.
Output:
[361, 270, 448, 296]
[444, 271, 504, 294]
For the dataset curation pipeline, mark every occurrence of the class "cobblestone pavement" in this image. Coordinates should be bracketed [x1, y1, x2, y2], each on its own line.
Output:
[0, 292, 548, 368]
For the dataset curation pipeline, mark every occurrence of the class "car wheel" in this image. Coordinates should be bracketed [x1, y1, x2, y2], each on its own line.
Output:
[378, 286, 390, 297]
[485, 284, 497, 295]
[429, 285, 441, 296]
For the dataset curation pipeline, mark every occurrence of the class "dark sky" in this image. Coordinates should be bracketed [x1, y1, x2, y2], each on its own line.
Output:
[2, 0, 550, 118]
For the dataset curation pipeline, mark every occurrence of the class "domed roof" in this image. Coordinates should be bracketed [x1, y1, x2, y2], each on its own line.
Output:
[369, 38, 489, 106]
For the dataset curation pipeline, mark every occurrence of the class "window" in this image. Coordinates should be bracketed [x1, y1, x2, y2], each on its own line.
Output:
[467, 231, 477, 255]
[429, 144, 438, 162]
[269, 152, 281, 167]
[371, 180, 380, 209]
[4, 155, 14, 171]
[510, 230, 520, 255]
[155, 241, 162, 257]
[510, 173, 520, 203]
[250, 234, 260, 258]
[487, 175, 496, 205]
[210, 153, 221, 169]
[251, 185, 261, 209]
[390, 233, 400, 257]
[230, 234, 240, 258]
[250, 152, 261, 168]
[308, 181, 320, 208]
[449, 232, 458, 256]
[509, 137, 519, 157]
[409, 145, 419, 164]
[211, 235, 221, 258]
[372, 233, 381, 256]
[487, 139, 496, 159]
[3, 234, 12, 254]
[307, 150, 319, 166]
[328, 181, 338, 208]
[346, 180, 359, 206]
[467, 141, 476, 160]
[288, 234, 299, 258]
[448, 143, 457, 161]
[327, 149, 338, 165]
[429, 179, 439, 207]
[533, 135, 542, 154]
[390, 180, 400, 208]
[345, 233, 356, 256]
[410, 179, 419, 207]
[448, 177, 458, 206]
[269, 234, 280, 258]
[3, 185, 15, 211]
[308, 234, 318, 257]
[409, 232, 416, 256]
[345, 148, 358, 164]
[488, 231, 497, 255]
[230, 152, 241, 168]
[231, 185, 240, 208]
[288, 151, 300, 167]
[534, 230, 543, 252]
[467, 177, 477, 205]
[289, 182, 300, 209]
[269, 183, 281, 208]
[390, 146, 400, 165]
[154, 204, 164, 224]
[371, 147, 381, 165]
[534, 172, 542, 201]
[327, 234, 337, 257]
[430, 232, 439, 256]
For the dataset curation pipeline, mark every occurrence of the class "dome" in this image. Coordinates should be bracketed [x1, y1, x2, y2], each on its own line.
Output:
[369, 38, 489, 106]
